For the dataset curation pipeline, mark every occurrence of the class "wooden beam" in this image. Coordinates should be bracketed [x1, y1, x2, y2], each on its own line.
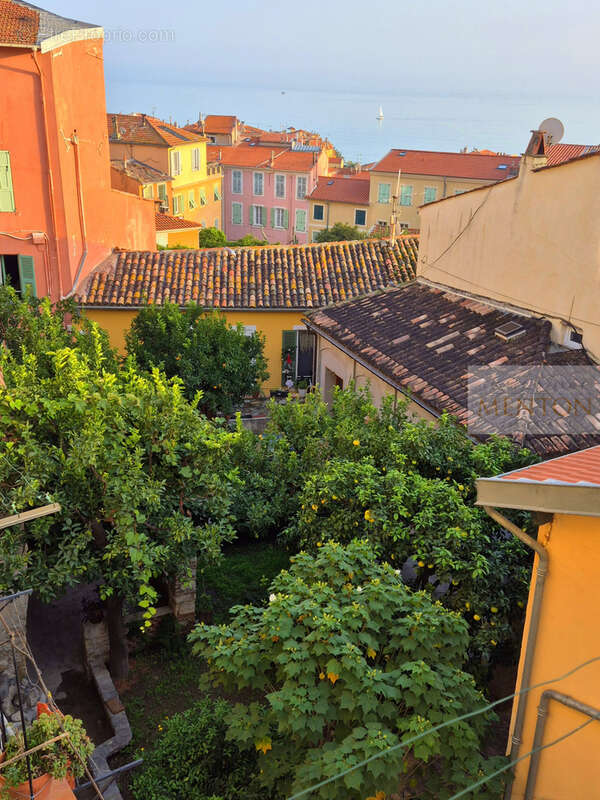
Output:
[0, 503, 61, 531]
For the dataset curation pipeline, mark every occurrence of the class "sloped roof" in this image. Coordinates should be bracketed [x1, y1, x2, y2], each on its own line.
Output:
[111, 159, 172, 185]
[108, 114, 205, 147]
[207, 143, 318, 171]
[305, 280, 599, 458]
[498, 446, 600, 487]
[155, 213, 201, 231]
[546, 143, 600, 166]
[372, 149, 520, 180]
[309, 176, 370, 205]
[78, 237, 419, 310]
[0, 0, 97, 46]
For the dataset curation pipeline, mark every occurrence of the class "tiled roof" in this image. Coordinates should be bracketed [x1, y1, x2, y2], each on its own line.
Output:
[497, 445, 600, 487]
[1, 0, 97, 46]
[309, 176, 370, 205]
[203, 115, 238, 134]
[155, 213, 201, 231]
[305, 280, 599, 458]
[108, 114, 205, 147]
[546, 143, 600, 166]
[372, 149, 521, 180]
[111, 159, 172, 185]
[78, 237, 419, 310]
[208, 143, 318, 171]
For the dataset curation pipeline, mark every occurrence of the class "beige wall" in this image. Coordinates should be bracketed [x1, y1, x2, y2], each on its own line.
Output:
[315, 332, 435, 420]
[308, 200, 369, 241]
[368, 172, 495, 231]
[417, 154, 600, 359]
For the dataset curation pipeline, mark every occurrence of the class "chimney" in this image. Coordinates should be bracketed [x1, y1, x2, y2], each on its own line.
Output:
[270, 149, 275, 168]
[112, 115, 120, 139]
[521, 129, 549, 173]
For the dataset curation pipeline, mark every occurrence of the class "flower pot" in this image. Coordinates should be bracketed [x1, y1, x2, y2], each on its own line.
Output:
[0, 775, 75, 799]
[298, 388, 307, 399]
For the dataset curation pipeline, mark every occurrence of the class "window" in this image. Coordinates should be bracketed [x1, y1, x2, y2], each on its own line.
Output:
[0, 255, 36, 296]
[173, 194, 183, 214]
[272, 207, 289, 229]
[275, 174, 286, 199]
[282, 329, 315, 384]
[0, 151, 15, 212]
[199, 188, 207, 206]
[311, 230, 320, 242]
[188, 190, 196, 209]
[214, 219, 219, 229]
[295, 208, 307, 233]
[142, 184, 153, 200]
[250, 204, 266, 226]
[232, 170, 242, 194]
[253, 172, 264, 196]
[423, 187, 437, 204]
[232, 201, 243, 225]
[243, 325, 257, 337]
[296, 176, 307, 199]
[313, 204, 324, 221]
[378, 183, 391, 204]
[400, 185, 413, 206]
[157, 183, 167, 203]
[191, 147, 201, 171]
[354, 209, 366, 226]
[170, 150, 181, 176]
[214, 186, 221, 201]
[398, 222, 409, 231]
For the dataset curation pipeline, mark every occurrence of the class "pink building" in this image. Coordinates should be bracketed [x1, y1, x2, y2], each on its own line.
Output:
[208, 144, 328, 244]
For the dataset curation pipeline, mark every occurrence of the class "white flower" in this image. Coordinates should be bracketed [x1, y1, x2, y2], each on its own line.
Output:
[269, 593, 277, 603]
[395, 569, 401, 576]
[356, 586, 363, 593]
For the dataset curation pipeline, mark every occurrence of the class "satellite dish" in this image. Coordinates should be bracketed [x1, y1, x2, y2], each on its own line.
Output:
[538, 117, 564, 144]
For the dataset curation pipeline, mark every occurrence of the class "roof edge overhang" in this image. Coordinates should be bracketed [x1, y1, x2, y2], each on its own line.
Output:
[40, 26, 103, 54]
[476, 477, 600, 517]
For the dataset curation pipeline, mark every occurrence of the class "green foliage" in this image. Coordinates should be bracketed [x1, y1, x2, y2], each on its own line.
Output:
[191, 540, 506, 800]
[1, 713, 93, 789]
[198, 541, 291, 622]
[0, 342, 238, 620]
[229, 234, 268, 247]
[130, 699, 265, 800]
[198, 227, 227, 248]
[125, 303, 269, 415]
[315, 223, 365, 242]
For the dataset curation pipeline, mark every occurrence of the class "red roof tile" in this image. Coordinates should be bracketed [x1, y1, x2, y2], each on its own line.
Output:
[78, 237, 419, 310]
[108, 114, 205, 147]
[155, 213, 201, 231]
[546, 143, 600, 166]
[208, 144, 318, 171]
[309, 176, 370, 205]
[0, 0, 38, 45]
[372, 149, 520, 180]
[499, 446, 600, 487]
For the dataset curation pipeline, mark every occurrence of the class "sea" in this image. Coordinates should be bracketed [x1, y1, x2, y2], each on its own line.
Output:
[106, 80, 600, 164]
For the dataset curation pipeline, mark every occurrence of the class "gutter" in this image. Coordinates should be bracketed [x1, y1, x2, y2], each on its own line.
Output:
[524, 690, 600, 799]
[481, 506, 549, 800]
[65, 131, 88, 297]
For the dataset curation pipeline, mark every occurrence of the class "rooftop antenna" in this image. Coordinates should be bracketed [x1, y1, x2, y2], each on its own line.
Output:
[538, 117, 564, 145]
[389, 169, 401, 243]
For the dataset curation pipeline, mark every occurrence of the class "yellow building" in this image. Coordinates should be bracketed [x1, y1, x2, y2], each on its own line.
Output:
[307, 174, 370, 242]
[155, 213, 202, 249]
[476, 446, 600, 800]
[107, 114, 223, 230]
[368, 148, 520, 232]
[77, 239, 419, 393]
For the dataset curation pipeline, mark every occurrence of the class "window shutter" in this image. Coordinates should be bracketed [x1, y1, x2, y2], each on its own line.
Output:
[0, 151, 15, 212]
[283, 209, 289, 229]
[270, 208, 275, 228]
[18, 255, 36, 296]
[249, 204, 254, 224]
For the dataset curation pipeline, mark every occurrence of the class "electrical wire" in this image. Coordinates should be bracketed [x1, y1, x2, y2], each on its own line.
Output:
[286, 655, 600, 800]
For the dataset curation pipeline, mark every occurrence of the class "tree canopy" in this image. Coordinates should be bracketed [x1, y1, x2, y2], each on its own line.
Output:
[315, 223, 365, 242]
[197, 227, 227, 248]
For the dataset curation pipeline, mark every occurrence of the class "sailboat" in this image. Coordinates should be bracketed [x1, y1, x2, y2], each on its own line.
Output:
[376, 105, 384, 121]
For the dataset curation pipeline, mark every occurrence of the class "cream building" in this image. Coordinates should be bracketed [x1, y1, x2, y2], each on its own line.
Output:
[368, 148, 520, 232]
[307, 174, 370, 241]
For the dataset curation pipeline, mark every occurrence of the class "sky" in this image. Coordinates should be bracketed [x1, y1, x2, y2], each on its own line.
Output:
[44, 0, 600, 156]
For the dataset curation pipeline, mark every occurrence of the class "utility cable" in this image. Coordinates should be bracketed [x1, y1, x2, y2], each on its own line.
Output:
[287, 654, 600, 799]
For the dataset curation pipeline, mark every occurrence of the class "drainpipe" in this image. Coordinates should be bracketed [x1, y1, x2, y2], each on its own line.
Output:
[524, 690, 600, 799]
[66, 131, 88, 296]
[482, 506, 549, 800]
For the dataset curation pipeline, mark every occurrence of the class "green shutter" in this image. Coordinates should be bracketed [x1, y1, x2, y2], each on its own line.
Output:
[270, 208, 275, 228]
[18, 255, 36, 297]
[283, 210, 289, 229]
[282, 330, 297, 384]
[0, 151, 15, 213]
[249, 205, 254, 224]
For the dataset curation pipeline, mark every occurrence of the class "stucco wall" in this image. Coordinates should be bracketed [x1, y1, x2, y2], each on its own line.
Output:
[509, 513, 600, 799]
[417, 155, 600, 358]
[308, 200, 369, 241]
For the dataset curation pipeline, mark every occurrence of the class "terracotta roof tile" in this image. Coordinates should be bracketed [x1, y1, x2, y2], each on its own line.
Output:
[108, 114, 205, 147]
[305, 281, 599, 458]
[78, 237, 419, 311]
[498, 445, 600, 486]
[546, 143, 600, 166]
[372, 148, 520, 180]
[111, 158, 171, 184]
[155, 213, 201, 231]
[309, 176, 370, 204]
[0, 0, 38, 45]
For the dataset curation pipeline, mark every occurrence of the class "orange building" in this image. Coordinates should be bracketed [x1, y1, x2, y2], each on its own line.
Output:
[476, 447, 600, 800]
[0, 1, 156, 300]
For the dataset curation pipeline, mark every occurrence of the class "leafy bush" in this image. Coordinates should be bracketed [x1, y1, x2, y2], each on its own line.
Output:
[130, 699, 265, 800]
[314, 222, 365, 242]
[126, 303, 269, 414]
[198, 227, 227, 248]
[190, 540, 506, 800]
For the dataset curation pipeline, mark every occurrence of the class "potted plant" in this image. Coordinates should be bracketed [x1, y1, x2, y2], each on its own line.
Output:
[296, 378, 309, 399]
[0, 712, 94, 799]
